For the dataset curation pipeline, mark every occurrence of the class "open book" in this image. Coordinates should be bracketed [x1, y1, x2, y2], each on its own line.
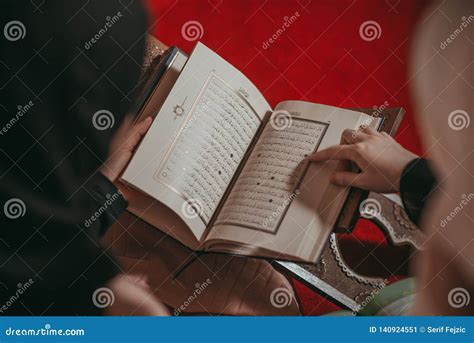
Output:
[122, 42, 380, 263]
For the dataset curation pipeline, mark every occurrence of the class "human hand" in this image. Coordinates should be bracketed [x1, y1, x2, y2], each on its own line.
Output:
[308, 127, 418, 193]
[101, 116, 153, 202]
[103, 274, 170, 316]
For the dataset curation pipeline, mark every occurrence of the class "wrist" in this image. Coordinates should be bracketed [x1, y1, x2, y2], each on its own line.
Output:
[100, 166, 118, 185]
[396, 156, 419, 191]
[99, 167, 129, 201]
[394, 149, 418, 190]
[96, 171, 129, 206]
[112, 180, 130, 203]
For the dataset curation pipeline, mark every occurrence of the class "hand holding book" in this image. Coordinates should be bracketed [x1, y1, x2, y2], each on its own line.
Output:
[101, 116, 154, 203]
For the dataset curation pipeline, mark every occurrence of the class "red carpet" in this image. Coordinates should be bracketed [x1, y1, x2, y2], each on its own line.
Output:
[146, 0, 431, 315]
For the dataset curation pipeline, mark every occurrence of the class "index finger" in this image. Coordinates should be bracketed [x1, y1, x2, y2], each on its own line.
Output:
[360, 126, 378, 135]
[307, 145, 357, 163]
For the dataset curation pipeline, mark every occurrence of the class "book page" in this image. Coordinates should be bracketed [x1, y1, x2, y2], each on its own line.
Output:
[122, 43, 271, 241]
[207, 101, 378, 261]
[214, 118, 328, 233]
[156, 74, 262, 224]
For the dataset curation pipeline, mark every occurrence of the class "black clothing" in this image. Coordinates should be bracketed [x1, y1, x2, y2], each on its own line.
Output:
[400, 158, 437, 225]
[0, 0, 147, 314]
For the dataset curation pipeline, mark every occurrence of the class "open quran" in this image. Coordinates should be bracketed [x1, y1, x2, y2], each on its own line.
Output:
[121, 42, 381, 263]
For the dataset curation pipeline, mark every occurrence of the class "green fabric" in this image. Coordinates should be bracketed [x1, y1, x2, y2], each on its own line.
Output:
[358, 278, 416, 316]
[322, 310, 354, 316]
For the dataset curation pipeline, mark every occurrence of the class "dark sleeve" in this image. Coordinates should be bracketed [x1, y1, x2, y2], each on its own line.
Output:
[399, 158, 437, 225]
[0, 0, 146, 316]
[83, 172, 128, 237]
[0, 173, 128, 316]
